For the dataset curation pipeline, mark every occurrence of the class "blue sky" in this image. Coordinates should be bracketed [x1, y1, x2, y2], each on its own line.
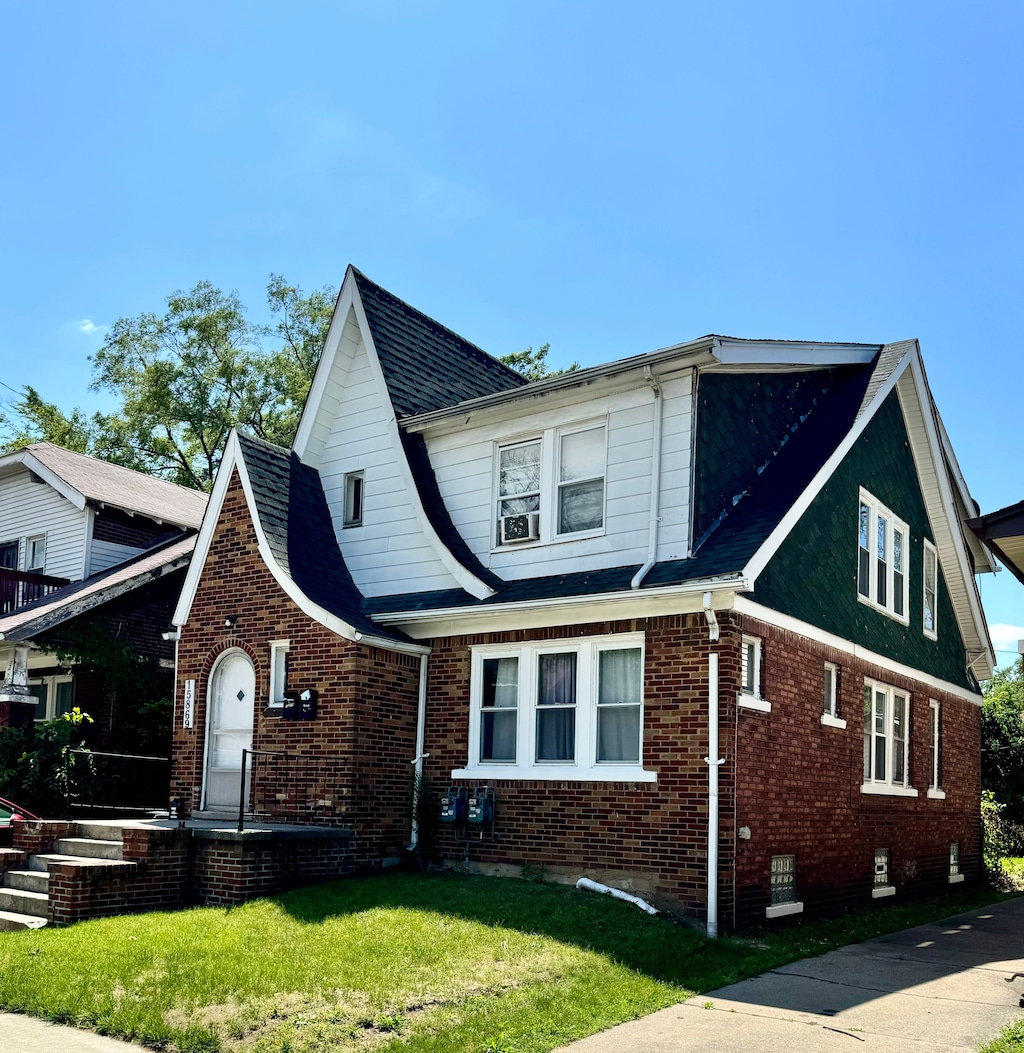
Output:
[2, 1, 1022, 663]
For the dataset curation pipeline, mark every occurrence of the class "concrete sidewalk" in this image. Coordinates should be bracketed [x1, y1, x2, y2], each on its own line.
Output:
[556, 897, 1024, 1052]
[0, 1014, 148, 1052]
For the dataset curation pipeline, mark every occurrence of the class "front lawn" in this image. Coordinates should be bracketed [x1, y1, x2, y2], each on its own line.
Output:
[0, 872, 1009, 1053]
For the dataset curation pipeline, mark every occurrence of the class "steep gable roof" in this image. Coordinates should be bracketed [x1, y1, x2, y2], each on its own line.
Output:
[351, 269, 527, 418]
[0, 442, 207, 530]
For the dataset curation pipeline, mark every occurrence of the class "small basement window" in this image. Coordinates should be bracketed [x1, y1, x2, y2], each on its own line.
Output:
[872, 847, 895, 898]
[343, 471, 364, 527]
[949, 843, 963, 883]
[766, 854, 803, 918]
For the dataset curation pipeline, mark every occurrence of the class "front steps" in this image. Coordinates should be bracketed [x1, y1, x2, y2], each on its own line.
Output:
[0, 822, 133, 931]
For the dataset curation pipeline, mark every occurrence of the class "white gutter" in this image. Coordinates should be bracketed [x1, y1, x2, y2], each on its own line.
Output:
[408, 653, 430, 851]
[704, 650, 723, 938]
[631, 367, 664, 590]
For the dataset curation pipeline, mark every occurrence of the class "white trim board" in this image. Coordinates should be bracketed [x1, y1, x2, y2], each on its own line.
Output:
[734, 597, 983, 704]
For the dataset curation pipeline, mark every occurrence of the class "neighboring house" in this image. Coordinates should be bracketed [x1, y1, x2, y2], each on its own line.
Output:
[171, 267, 995, 930]
[968, 501, 1024, 587]
[0, 443, 206, 742]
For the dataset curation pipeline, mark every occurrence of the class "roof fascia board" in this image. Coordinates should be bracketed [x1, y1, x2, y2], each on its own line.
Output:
[735, 597, 983, 705]
[372, 575, 748, 639]
[292, 273, 354, 463]
[740, 348, 911, 585]
[712, 339, 880, 366]
[0, 451, 87, 510]
[0, 551, 193, 642]
[401, 340, 719, 432]
[346, 286, 495, 600]
[897, 355, 993, 676]
[173, 432, 429, 656]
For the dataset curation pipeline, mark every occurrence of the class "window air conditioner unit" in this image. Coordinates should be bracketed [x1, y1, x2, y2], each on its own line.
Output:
[500, 512, 540, 544]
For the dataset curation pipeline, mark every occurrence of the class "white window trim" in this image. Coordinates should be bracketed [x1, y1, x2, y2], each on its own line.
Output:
[857, 489, 910, 626]
[738, 636, 770, 711]
[28, 674, 74, 721]
[872, 885, 896, 899]
[268, 639, 290, 707]
[766, 901, 804, 919]
[926, 698, 945, 799]
[923, 538, 938, 640]
[25, 534, 45, 573]
[455, 631, 655, 782]
[493, 420, 608, 550]
[861, 677, 918, 797]
[820, 662, 846, 728]
[343, 471, 364, 528]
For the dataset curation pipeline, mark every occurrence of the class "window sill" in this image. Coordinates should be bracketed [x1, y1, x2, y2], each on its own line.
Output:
[860, 783, 919, 798]
[948, 873, 964, 884]
[452, 765, 657, 783]
[872, 885, 896, 899]
[856, 592, 910, 628]
[765, 901, 804, 919]
[927, 787, 946, 800]
[491, 527, 606, 553]
[820, 714, 847, 729]
[738, 694, 771, 713]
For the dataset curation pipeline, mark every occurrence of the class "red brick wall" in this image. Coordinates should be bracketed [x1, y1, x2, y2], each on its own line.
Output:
[173, 472, 420, 861]
[733, 615, 982, 927]
[422, 614, 738, 923]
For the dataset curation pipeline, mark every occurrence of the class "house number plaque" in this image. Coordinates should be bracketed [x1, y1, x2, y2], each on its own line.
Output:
[183, 679, 195, 729]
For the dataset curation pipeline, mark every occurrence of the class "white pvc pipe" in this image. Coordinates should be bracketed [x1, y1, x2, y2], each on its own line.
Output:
[576, 877, 659, 915]
[408, 652, 430, 851]
[705, 651, 722, 938]
[631, 367, 664, 590]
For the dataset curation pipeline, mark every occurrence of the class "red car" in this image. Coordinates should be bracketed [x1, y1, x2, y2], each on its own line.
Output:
[0, 796, 40, 845]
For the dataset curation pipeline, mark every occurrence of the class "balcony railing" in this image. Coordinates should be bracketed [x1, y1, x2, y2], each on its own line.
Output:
[0, 568, 71, 614]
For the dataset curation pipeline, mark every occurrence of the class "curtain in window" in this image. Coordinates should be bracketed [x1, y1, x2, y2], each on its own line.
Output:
[481, 657, 518, 762]
[597, 648, 641, 762]
[536, 652, 576, 761]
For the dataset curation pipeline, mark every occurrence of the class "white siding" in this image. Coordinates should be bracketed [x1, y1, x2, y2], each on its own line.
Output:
[427, 373, 694, 580]
[0, 470, 88, 581]
[89, 540, 145, 576]
[315, 330, 462, 597]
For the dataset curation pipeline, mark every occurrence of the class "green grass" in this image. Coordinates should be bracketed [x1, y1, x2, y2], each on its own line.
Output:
[1001, 857, 1024, 886]
[981, 1018, 1024, 1053]
[0, 872, 1010, 1053]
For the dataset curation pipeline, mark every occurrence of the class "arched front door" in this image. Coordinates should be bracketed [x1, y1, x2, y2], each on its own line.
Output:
[203, 650, 255, 812]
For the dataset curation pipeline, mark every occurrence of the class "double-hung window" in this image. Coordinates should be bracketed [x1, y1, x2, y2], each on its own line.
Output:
[25, 535, 45, 573]
[495, 423, 607, 546]
[857, 490, 909, 623]
[862, 678, 917, 796]
[459, 632, 653, 781]
[27, 675, 74, 721]
[923, 540, 938, 639]
[927, 699, 945, 799]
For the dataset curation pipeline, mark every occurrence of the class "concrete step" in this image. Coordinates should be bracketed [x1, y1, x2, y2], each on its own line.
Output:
[52, 837, 122, 861]
[0, 908, 47, 931]
[76, 822, 128, 842]
[28, 853, 90, 872]
[0, 887, 48, 918]
[4, 869, 48, 894]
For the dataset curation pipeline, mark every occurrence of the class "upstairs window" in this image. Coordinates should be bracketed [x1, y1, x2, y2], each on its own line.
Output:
[343, 471, 364, 527]
[495, 424, 606, 547]
[923, 539, 938, 639]
[25, 535, 45, 573]
[857, 490, 909, 624]
[0, 542, 18, 570]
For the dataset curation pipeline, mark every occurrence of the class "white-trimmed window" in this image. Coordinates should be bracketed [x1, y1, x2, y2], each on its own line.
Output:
[927, 699, 945, 799]
[458, 632, 653, 781]
[268, 640, 290, 707]
[495, 423, 607, 546]
[25, 535, 45, 573]
[862, 678, 917, 796]
[738, 636, 769, 711]
[27, 675, 74, 722]
[857, 490, 909, 624]
[0, 541, 17, 570]
[821, 662, 846, 728]
[343, 471, 364, 527]
[923, 539, 938, 639]
[872, 847, 895, 898]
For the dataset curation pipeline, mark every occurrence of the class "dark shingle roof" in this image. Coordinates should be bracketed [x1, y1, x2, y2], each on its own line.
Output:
[352, 268, 527, 418]
[237, 433, 406, 642]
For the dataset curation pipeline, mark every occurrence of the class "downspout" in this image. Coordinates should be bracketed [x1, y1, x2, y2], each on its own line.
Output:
[409, 652, 430, 851]
[703, 592, 723, 938]
[631, 366, 664, 590]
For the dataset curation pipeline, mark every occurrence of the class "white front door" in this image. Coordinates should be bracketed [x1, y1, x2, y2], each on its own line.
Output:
[203, 650, 255, 811]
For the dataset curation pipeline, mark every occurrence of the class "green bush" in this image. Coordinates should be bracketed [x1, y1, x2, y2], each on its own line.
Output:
[982, 791, 1024, 877]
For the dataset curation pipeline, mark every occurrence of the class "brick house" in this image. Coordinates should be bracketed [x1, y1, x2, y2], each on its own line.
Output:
[171, 267, 996, 931]
[0, 442, 206, 743]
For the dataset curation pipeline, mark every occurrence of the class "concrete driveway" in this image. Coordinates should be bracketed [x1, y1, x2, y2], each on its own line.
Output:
[557, 897, 1024, 1053]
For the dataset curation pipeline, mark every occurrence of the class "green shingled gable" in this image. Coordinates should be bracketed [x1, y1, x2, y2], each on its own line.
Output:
[752, 391, 974, 691]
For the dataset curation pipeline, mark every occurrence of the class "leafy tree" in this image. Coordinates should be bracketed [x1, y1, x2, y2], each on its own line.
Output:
[982, 658, 1024, 822]
[499, 343, 578, 381]
[0, 277, 336, 491]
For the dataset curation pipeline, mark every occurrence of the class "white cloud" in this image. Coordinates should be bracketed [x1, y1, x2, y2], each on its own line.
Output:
[78, 319, 107, 337]
[988, 622, 1024, 657]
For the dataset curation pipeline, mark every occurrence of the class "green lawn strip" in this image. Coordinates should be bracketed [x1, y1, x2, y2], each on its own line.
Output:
[0, 872, 1012, 1053]
[981, 1018, 1024, 1053]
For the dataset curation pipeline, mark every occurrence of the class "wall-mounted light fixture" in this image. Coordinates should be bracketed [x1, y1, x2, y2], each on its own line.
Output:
[224, 615, 238, 629]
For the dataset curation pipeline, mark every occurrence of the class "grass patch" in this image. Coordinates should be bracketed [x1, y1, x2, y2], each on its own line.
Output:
[0, 872, 1010, 1053]
[982, 1017, 1024, 1053]
[1001, 857, 1024, 888]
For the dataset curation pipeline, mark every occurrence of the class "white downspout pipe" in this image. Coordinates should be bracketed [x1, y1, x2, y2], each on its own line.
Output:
[409, 652, 430, 851]
[705, 651, 723, 937]
[631, 366, 664, 590]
